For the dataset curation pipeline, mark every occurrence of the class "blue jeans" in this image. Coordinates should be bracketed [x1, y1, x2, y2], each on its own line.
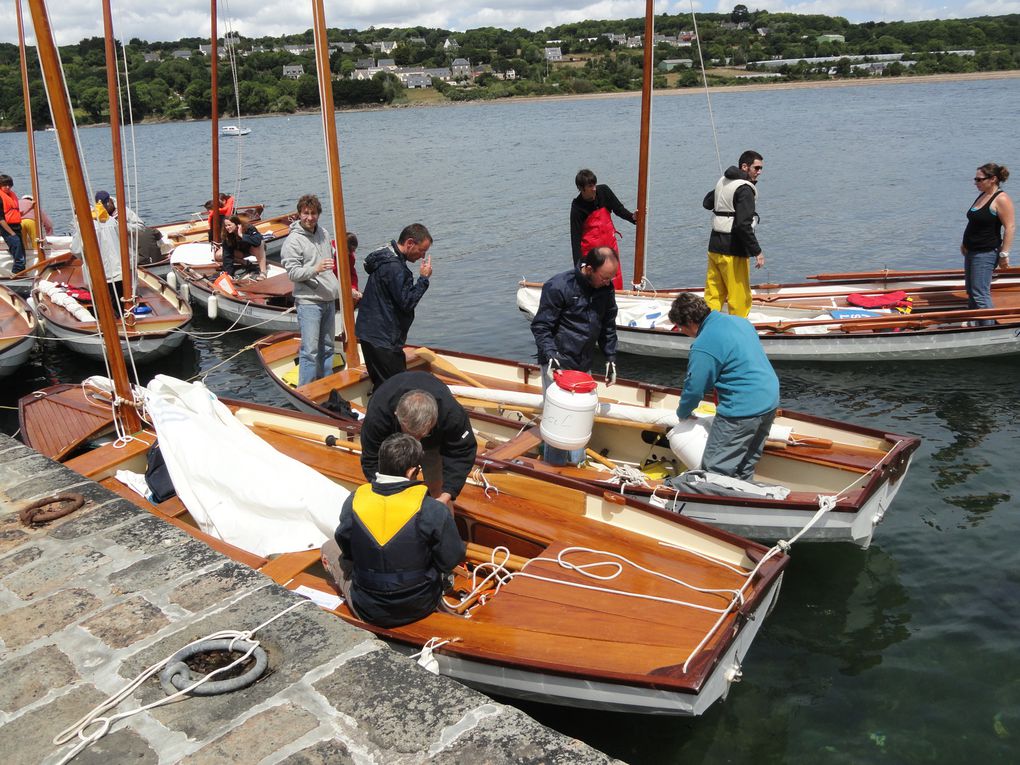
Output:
[2, 225, 25, 273]
[964, 250, 998, 326]
[540, 365, 586, 466]
[296, 301, 335, 386]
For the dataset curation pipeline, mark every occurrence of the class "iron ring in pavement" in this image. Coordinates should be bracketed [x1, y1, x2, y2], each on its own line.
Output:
[159, 638, 269, 697]
[19, 493, 85, 526]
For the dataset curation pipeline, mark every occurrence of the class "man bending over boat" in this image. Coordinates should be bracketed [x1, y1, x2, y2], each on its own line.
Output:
[321, 432, 466, 628]
[669, 293, 779, 480]
[702, 150, 765, 318]
[360, 371, 477, 512]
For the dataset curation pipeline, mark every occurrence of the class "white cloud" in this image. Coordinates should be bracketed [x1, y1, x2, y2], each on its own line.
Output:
[0, 0, 1010, 46]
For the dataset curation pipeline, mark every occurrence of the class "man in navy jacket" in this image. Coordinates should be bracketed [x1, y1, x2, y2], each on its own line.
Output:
[360, 371, 477, 511]
[354, 223, 433, 387]
[530, 247, 619, 464]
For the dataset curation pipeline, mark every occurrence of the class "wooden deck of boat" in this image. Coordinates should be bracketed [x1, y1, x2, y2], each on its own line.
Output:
[27, 387, 776, 692]
[0, 288, 32, 345]
[37, 264, 190, 333]
[20, 386, 122, 461]
[249, 425, 754, 684]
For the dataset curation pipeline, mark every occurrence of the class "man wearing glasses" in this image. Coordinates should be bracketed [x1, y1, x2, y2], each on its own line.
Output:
[702, 150, 765, 318]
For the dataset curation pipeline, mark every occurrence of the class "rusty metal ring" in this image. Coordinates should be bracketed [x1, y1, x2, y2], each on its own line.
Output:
[19, 493, 86, 526]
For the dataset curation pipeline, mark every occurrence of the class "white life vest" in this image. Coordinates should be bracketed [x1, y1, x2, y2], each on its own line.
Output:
[711, 176, 757, 234]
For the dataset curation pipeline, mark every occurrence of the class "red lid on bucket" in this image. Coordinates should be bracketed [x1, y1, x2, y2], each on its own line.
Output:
[553, 369, 598, 393]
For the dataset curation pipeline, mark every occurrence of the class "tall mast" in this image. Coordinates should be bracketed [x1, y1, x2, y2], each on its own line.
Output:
[15, 0, 43, 258]
[632, 0, 654, 289]
[210, 0, 220, 241]
[26, 0, 142, 433]
[311, 0, 359, 366]
[101, 0, 133, 305]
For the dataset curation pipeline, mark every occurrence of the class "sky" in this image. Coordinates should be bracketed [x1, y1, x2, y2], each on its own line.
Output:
[1, 0, 1017, 47]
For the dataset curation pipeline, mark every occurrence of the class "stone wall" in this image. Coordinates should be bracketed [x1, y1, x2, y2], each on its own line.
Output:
[0, 434, 619, 764]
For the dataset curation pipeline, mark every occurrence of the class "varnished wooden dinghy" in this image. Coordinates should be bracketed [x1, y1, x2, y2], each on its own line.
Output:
[32, 263, 191, 363]
[255, 336, 919, 547]
[0, 283, 37, 378]
[21, 380, 788, 716]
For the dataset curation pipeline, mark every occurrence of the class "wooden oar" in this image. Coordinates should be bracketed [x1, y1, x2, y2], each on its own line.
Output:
[12, 252, 72, 277]
[251, 420, 361, 452]
[414, 347, 485, 387]
[585, 448, 617, 469]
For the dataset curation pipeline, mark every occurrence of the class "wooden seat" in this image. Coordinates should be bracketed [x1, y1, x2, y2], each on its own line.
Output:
[296, 367, 368, 403]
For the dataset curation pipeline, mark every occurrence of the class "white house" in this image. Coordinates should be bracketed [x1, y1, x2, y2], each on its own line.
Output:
[282, 64, 305, 80]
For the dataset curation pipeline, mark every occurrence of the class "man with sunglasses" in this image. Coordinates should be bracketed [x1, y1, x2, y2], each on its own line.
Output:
[702, 150, 765, 318]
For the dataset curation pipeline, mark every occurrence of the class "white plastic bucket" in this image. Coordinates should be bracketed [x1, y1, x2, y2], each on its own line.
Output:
[667, 417, 712, 469]
[540, 371, 598, 451]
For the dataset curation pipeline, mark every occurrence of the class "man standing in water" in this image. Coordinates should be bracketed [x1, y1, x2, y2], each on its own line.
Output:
[702, 150, 765, 318]
[570, 168, 637, 289]
[282, 194, 339, 386]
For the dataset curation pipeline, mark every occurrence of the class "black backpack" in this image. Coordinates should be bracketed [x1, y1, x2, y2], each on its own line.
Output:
[325, 389, 358, 421]
[144, 442, 177, 503]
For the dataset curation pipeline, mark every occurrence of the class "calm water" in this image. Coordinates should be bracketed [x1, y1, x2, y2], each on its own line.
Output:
[3, 78, 1020, 764]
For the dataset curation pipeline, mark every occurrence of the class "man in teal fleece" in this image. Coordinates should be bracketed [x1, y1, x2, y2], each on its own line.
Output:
[669, 293, 779, 480]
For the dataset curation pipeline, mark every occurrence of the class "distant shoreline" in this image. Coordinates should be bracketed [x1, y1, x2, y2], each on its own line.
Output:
[483, 69, 1020, 107]
[11, 69, 1019, 131]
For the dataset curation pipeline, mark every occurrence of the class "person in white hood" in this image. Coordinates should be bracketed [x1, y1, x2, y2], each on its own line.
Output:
[281, 193, 340, 385]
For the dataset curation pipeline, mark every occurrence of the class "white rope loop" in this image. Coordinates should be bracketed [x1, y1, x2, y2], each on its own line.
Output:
[52, 600, 313, 765]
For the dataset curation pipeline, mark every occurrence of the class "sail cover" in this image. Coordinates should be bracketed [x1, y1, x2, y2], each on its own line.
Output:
[145, 375, 347, 556]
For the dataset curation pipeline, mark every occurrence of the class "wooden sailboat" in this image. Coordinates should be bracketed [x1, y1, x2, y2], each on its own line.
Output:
[255, 337, 919, 547]
[517, 274, 1020, 361]
[516, 4, 1020, 362]
[0, 0, 74, 292]
[29, 7, 192, 364]
[0, 283, 37, 377]
[18, 0, 789, 716]
[165, 13, 306, 332]
[32, 261, 191, 362]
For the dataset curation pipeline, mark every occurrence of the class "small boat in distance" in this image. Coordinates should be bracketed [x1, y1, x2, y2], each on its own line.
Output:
[220, 124, 250, 136]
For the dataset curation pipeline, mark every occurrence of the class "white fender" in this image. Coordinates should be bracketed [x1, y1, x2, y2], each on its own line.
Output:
[166, 270, 178, 291]
[180, 281, 190, 304]
[207, 292, 218, 320]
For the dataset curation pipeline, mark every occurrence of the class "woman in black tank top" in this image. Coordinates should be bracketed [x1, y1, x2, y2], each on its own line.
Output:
[960, 163, 1014, 319]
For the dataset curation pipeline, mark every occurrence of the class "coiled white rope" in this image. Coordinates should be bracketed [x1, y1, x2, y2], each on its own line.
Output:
[51, 599, 313, 765]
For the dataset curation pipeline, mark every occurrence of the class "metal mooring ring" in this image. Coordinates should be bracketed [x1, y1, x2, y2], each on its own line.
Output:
[158, 638, 268, 697]
[19, 493, 85, 526]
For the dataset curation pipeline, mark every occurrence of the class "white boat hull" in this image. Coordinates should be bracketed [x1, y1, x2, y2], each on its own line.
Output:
[38, 316, 187, 363]
[0, 334, 36, 378]
[518, 285, 1020, 361]
[614, 322, 1020, 361]
[662, 459, 910, 549]
[389, 573, 783, 715]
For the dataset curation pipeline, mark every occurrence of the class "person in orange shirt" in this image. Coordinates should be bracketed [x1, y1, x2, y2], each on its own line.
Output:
[204, 193, 235, 240]
[0, 174, 26, 274]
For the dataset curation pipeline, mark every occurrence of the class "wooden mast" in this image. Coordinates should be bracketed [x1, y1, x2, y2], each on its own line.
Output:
[101, 0, 133, 306]
[311, 0, 359, 366]
[210, 0, 221, 243]
[632, 0, 654, 289]
[25, 0, 142, 433]
[15, 0, 44, 257]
